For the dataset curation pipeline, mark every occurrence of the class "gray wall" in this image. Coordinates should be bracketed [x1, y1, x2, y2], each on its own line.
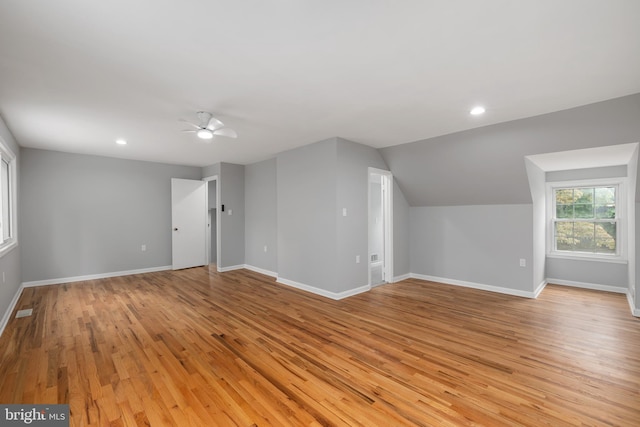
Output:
[20, 148, 201, 282]
[202, 163, 220, 179]
[410, 205, 534, 292]
[546, 165, 627, 182]
[277, 138, 338, 290]
[546, 258, 627, 290]
[218, 162, 245, 268]
[380, 93, 640, 206]
[0, 117, 21, 326]
[336, 139, 389, 290]
[207, 180, 217, 262]
[277, 137, 395, 294]
[393, 180, 410, 278]
[210, 208, 217, 263]
[244, 158, 277, 273]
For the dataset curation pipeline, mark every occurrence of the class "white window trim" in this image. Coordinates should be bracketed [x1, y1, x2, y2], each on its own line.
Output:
[546, 177, 626, 263]
[0, 136, 17, 258]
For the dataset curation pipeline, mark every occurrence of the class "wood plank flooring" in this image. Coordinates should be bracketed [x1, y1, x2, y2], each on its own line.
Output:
[1, 266, 639, 426]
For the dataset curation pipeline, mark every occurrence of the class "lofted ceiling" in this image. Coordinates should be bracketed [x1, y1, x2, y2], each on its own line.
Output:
[0, 0, 639, 167]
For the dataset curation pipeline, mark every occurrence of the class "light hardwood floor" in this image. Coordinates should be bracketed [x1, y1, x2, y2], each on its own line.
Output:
[0, 266, 639, 426]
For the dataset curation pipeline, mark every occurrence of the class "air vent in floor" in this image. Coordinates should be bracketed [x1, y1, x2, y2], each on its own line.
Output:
[15, 309, 33, 318]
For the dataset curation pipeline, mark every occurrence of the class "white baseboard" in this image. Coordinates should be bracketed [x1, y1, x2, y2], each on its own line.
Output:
[627, 292, 639, 317]
[217, 264, 245, 273]
[276, 277, 370, 300]
[534, 279, 548, 298]
[243, 264, 278, 278]
[0, 283, 24, 339]
[393, 273, 411, 282]
[546, 278, 628, 294]
[21, 265, 172, 288]
[407, 274, 638, 316]
[410, 273, 539, 298]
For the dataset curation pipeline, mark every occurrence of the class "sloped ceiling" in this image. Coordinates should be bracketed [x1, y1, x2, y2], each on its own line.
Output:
[0, 1, 639, 167]
[379, 94, 640, 206]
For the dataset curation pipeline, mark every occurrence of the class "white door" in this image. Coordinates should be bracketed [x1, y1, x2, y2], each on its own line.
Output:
[171, 178, 207, 270]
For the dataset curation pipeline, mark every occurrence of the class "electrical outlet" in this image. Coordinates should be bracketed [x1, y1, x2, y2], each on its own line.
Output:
[228, 209, 233, 216]
[519, 258, 526, 267]
[141, 244, 147, 252]
[356, 255, 360, 264]
[264, 245, 268, 253]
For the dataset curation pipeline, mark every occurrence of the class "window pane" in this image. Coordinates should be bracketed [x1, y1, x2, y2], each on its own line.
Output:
[574, 188, 594, 219]
[595, 222, 616, 253]
[595, 204, 616, 219]
[556, 204, 573, 219]
[595, 187, 615, 204]
[573, 222, 595, 252]
[575, 188, 593, 204]
[595, 187, 616, 219]
[574, 203, 594, 218]
[555, 189, 574, 205]
[555, 222, 574, 251]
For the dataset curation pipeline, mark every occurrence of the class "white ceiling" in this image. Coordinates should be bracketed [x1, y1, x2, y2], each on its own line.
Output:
[1, 0, 639, 167]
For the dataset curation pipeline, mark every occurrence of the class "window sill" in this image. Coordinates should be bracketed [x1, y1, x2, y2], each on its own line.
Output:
[0, 239, 18, 259]
[546, 252, 627, 264]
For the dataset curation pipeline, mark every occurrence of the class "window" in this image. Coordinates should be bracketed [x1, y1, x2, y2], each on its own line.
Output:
[550, 182, 622, 259]
[0, 137, 16, 257]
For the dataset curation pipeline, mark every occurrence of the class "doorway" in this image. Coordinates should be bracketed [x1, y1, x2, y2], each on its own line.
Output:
[204, 175, 220, 267]
[368, 168, 393, 287]
[207, 209, 217, 265]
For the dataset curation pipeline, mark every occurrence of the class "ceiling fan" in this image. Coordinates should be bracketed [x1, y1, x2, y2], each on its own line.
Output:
[180, 111, 237, 141]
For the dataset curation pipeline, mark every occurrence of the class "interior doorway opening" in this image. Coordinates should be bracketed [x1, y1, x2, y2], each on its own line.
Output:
[369, 168, 393, 287]
[204, 176, 220, 268]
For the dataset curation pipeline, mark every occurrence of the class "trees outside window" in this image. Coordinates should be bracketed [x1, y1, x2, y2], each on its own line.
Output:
[553, 186, 617, 254]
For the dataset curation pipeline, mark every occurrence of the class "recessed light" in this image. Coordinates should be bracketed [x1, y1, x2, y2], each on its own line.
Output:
[115, 139, 127, 145]
[470, 106, 486, 116]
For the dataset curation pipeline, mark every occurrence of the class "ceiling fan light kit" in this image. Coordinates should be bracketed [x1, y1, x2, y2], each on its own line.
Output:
[181, 111, 237, 142]
[196, 128, 214, 139]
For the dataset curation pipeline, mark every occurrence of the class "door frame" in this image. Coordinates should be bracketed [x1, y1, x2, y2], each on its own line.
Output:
[203, 175, 220, 268]
[368, 167, 394, 286]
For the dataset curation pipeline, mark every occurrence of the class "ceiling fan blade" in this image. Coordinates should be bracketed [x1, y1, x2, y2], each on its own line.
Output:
[179, 119, 200, 129]
[213, 128, 237, 138]
[181, 129, 197, 133]
[206, 117, 225, 131]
